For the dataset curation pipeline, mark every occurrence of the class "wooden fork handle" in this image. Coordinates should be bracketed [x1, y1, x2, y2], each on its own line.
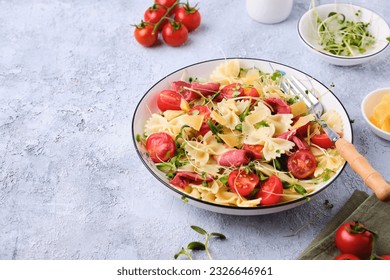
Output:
[335, 138, 390, 202]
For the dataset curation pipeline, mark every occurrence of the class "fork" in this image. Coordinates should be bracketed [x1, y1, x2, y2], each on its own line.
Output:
[281, 75, 390, 202]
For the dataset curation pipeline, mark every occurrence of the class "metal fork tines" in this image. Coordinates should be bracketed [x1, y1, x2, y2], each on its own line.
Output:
[280, 75, 341, 143]
[281, 76, 322, 118]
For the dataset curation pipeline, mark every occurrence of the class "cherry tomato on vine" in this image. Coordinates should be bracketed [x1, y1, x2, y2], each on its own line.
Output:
[311, 133, 334, 149]
[287, 149, 317, 179]
[144, 4, 167, 24]
[146, 132, 176, 163]
[335, 221, 374, 259]
[155, 0, 178, 14]
[255, 175, 283, 206]
[228, 170, 259, 197]
[377, 255, 390, 260]
[133, 21, 158, 47]
[162, 21, 188, 47]
[174, 4, 201, 32]
[144, 4, 167, 30]
[333, 253, 361, 260]
[157, 90, 182, 111]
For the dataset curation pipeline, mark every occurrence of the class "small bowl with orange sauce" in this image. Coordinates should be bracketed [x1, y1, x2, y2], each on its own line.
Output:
[361, 88, 390, 141]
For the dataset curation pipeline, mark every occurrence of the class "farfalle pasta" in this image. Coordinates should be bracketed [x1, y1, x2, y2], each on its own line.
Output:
[137, 60, 345, 207]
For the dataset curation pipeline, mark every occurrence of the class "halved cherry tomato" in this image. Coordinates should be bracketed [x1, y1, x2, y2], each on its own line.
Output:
[144, 4, 167, 30]
[174, 4, 201, 32]
[162, 21, 188, 47]
[228, 170, 259, 197]
[134, 22, 158, 47]
[243, 87, 259, 104]
[311, 133, 334, 149]
[221, 83, 244, 99]
[243, 144, 263, 160]
[189, 105, 211, 119]
[287, 149, 317, 179]
[157, 90, 182, 111]
[146, 132, 176, 163]
[335, 221, 373, 260]
[333, 253, 361, 260]
[255, 175, 283, 206]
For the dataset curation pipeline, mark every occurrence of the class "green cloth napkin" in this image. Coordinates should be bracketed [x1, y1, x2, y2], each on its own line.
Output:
[299, 190, 390, 260]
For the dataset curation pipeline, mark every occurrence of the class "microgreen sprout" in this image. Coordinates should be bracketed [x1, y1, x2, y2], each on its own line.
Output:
[316, 11, 376, 56]
[174, 225, 226, 260]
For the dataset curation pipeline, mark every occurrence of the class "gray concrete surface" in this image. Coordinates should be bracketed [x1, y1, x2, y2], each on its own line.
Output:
[1, 0, 389, 260]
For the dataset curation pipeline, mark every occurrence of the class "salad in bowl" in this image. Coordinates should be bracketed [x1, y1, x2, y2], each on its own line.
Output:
[132, 58, 352, 215]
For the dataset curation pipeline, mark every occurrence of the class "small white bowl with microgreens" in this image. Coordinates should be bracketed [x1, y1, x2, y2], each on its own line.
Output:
[298, 3, 390, 66]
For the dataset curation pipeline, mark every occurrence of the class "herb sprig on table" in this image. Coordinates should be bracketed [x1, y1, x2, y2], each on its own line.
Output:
[174, 225, 226, 260]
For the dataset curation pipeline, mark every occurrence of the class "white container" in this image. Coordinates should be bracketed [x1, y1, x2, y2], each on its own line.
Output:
[298, 3, 390, 66]
[246, 0, 293, 24]
[361, 88, 390, 141]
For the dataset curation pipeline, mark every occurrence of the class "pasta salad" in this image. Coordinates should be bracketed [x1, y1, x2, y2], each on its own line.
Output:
[136, 60, 345, 207]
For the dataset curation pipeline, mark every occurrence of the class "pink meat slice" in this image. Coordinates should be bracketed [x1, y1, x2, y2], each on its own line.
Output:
[191, 82, 220, 97]
[218, 149, 254, 167]
[277, 129, 309, 150]
[170, 171, 213, 189]
[265, 97, 291, 114]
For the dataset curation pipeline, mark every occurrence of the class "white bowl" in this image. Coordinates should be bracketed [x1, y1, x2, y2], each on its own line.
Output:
[298, 3, 390, 66]
[132, 58, 353, 215]
[361, 88, 390, 141]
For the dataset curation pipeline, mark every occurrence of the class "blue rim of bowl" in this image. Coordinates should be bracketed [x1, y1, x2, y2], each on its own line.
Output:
[297, 4, 390, 61]
[131, 57, 354, 212]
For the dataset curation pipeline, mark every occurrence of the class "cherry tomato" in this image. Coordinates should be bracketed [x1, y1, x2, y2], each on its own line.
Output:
[244, 87, 259, 98]
[287, 149, 317, 179]
[311, 133, 334, 149]
[155, 0, 178, 14]
[157, 90, 182, 111]
[174, 4, 201, 32]
[162, 21, 188, 47]
[228, 170, 259, 197]
[377, 255, 390, 260]
[335, 221, 373, 259]
[189, 105, 211, 119]
[144, 4, 167, 30]
[243, 144, 263, 160]
[333, 253, 361, 260]
[146, 132, 176, 163]
[255, 175, 283, 206]
[221, 83, 244, 99]
[134, 22, 158, 47]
